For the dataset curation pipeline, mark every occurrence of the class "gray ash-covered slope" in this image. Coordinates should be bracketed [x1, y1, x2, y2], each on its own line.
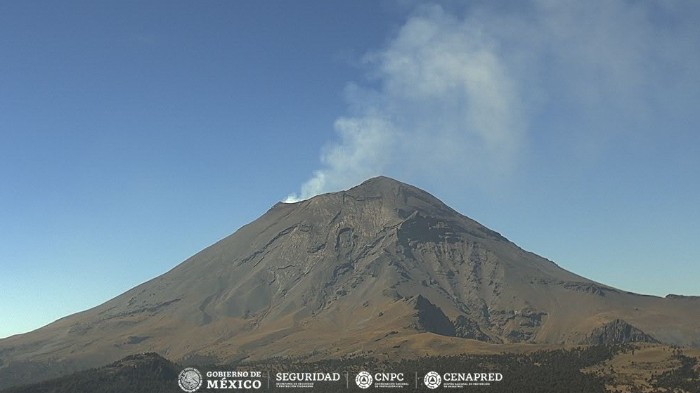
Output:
[0, 176, 698, 389]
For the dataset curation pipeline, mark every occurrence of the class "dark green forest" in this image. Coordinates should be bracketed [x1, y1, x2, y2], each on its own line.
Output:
[652, 352, 699, 393]
[2, 345, 697, 393]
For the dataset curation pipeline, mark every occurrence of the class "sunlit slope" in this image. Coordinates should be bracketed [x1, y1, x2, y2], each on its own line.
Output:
[1, 176, 697, 390]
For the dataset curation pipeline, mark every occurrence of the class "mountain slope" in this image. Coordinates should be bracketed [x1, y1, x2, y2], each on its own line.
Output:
[1, 176, 698, 389]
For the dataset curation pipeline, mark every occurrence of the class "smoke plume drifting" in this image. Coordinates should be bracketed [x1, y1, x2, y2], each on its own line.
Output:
[285, 1, 700, 202]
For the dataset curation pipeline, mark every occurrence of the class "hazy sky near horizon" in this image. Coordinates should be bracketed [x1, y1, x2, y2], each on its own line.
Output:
[1, 1, 699, 339]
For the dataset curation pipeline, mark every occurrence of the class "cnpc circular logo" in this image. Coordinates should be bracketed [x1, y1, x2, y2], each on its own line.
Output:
[178, 367, 203, 392]
[355, 371, 373, 389]
[423, 371, 442, 389]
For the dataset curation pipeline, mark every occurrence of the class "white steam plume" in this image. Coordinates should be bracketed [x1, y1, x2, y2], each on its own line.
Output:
[285, 1, 700, 202]
[285, 5, 523, 202]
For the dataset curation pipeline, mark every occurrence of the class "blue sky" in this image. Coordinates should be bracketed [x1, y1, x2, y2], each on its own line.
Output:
[1, 1, 698, 339]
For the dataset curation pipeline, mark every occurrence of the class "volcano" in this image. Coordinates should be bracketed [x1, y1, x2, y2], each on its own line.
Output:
[1, 176, 698, 389]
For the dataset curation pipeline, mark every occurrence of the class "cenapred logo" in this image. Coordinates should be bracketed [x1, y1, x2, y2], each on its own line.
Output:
[423, 371, 442, 389]
[178, 367, 203, 392]
[355, 371, 373, 389]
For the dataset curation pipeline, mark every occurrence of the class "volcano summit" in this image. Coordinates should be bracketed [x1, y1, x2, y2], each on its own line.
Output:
[1, 176, 698, 389]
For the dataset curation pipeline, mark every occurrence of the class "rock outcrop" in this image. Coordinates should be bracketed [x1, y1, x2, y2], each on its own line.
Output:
[585, 319, 658, 345]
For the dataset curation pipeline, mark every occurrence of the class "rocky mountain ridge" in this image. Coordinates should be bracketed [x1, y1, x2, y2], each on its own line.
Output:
[0, 176, 697, 390]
